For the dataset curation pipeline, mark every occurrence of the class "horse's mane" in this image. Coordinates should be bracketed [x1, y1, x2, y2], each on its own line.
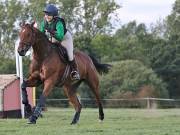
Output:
[24, 23, 52, 45]
[33, 26, 51, 44]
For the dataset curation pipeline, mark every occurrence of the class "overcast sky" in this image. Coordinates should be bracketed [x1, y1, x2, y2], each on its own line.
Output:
[114, 0, 175, 27]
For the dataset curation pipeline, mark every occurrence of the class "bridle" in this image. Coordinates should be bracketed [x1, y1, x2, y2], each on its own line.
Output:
[19, 25, 36, 52]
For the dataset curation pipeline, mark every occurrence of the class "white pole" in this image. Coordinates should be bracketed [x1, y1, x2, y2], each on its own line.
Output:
[19, 55, 25, 118]
[15, 40, 20, 77]
[15, 40, 24, 118]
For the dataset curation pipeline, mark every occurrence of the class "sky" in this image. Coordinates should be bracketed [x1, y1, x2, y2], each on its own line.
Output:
[114, 0, 176, 27]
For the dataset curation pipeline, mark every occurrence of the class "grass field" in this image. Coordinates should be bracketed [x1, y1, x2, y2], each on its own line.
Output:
[1, 108, 180, 135]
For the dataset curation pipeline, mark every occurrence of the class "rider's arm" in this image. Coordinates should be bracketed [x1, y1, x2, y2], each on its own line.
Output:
[39, 20, 45, 33]
[54, 21, 64, 41]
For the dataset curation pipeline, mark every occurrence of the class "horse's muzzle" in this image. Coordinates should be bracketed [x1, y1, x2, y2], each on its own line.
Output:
[18, 44, 31, 56]
[18, 49, 26, 56]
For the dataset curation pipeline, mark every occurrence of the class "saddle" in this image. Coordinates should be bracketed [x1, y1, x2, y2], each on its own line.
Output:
[52, 43, 69, 63]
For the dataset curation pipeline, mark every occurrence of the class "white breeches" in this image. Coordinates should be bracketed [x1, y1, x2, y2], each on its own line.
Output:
[61, 31, 74, 61]
[51, 31, 74, 61]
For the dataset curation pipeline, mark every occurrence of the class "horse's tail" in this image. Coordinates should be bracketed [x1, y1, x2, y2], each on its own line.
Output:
[89, 55, 112, 74]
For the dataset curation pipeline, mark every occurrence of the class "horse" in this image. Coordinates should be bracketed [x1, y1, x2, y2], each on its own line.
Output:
[17, 22, 111, 124]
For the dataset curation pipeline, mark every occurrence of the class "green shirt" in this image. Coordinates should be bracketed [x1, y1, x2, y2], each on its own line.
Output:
[39, 19, 64, 41]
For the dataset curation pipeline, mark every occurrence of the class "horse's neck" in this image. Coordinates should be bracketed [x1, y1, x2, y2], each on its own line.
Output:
[32, 31, 51, 60]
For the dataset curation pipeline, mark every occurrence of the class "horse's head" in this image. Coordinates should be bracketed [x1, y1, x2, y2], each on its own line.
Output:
[18, 22, 36, 56]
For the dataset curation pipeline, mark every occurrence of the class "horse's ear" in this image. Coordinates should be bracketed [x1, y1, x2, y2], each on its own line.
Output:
[19, 21, 25, 27]
[30, 21, 38, 28]
[31, 21, 36, 28]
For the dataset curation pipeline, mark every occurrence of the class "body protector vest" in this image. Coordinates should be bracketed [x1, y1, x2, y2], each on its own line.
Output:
[44, 17, 67, 41]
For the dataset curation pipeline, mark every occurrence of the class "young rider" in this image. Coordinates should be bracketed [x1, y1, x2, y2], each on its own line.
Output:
[39, 4, 80, 80]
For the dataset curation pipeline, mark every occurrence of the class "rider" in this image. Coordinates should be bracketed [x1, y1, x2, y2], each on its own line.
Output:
[39, 4, 80, 80]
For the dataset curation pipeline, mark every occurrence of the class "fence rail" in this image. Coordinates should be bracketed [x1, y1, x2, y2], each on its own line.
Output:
[39, 98, 180, 108]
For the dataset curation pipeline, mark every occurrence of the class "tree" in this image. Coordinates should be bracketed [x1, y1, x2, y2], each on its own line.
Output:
[100, 60, 168, 99]
[73, 0, 120, 53]
[90, 34, 115, 61]
[0, 57, 16, 74]
[150, 0, 180, 98]
[113, 21, 158, 65]
[166, 0, 180, 39]
[0, 0, 25, 57]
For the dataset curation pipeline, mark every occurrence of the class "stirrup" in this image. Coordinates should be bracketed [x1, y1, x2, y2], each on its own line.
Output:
[70, 71, 80, 80]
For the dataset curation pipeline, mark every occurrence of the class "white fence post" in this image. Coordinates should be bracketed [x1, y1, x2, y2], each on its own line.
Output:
[15, 41, 24, 118]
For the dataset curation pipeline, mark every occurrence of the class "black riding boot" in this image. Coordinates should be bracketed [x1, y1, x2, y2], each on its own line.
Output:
[69, 59, 80, 80]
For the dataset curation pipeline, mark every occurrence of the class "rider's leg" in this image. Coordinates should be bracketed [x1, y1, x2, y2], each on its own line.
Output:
[69, 59, 80, 80]
[61, 31, 80, 80]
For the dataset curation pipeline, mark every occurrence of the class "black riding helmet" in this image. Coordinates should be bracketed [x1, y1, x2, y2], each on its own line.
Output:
[43, 4, 58, 16]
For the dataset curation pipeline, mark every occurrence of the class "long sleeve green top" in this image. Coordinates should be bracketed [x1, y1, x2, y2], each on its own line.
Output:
[39, 19, 64, 41]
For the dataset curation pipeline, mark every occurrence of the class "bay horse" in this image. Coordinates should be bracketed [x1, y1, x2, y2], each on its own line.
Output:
[18, 22, 111, 124]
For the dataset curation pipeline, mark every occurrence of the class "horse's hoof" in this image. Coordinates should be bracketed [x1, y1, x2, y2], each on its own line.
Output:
[71, 112, 80, 125]
[27, 120, 36, 124]
[70, 120, 78, 125]
[71, 121, 75, 125]
[71, 118, 80, 125]
[99, 119, 103, 123]
[27, 115, 37, 124]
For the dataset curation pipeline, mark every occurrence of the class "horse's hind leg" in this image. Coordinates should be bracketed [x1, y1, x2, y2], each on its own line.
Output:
[63, 85, 82, 124]
[86, 70, 104, 121]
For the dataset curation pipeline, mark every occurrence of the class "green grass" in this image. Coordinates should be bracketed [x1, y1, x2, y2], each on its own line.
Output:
[1, 108, 180, 135]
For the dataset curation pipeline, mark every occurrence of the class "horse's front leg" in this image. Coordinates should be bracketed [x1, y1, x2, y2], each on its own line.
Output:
[28, 78, 56, 124]
[21, 72, 41, 117]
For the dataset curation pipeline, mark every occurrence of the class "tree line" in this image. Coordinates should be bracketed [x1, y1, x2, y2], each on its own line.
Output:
[0, 0, 180, 99]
